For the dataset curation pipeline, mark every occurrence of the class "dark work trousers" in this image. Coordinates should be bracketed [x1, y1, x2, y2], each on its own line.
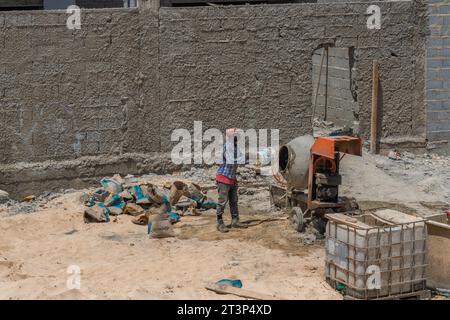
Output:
[216, 182, 239, 223]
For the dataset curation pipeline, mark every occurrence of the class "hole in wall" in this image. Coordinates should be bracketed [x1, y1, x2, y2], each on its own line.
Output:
[311, 45, 359, 132]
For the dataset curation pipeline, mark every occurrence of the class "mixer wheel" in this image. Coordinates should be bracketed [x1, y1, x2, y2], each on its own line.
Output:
[289, 206, 305, 232]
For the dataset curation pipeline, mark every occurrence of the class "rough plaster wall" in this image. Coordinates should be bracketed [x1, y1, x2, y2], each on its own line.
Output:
[0, 2, 428, 196]
[312, 47, 358, 127]
[426, 0, 450, 154]
[159, 2, 427, 149]
[0, 8, 162, 196]
[0, 8, 159, 165]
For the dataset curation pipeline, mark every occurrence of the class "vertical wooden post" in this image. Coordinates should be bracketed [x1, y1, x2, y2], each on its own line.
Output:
[324, 46, 329, 121]
[312, 47, 327, 126]
[371, 60, 379, 154]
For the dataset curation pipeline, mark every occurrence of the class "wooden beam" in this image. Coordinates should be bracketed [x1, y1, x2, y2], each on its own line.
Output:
[312, 47, 327, 127]
[205, 284, 282, 300]
[370, 60, 380, 154]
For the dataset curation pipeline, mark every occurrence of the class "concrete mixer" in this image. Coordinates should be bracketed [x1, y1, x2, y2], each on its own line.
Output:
[271, 135, 362, 232]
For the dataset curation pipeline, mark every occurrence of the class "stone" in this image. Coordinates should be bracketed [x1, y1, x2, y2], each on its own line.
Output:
[0, 190, 10, 204]
[84, 205, 109, 223]
[123, 203, 145, 216]
[109, 206, 124, 216]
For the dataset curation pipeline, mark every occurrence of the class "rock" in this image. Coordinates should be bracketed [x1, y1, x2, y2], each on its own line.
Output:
[388, 150, 401, 160]
[123, 203, 144, 216]
[0, 190, 10, 204]
[84, 205, 109, 223]
[302, 234, 316, 245]
[119, 190, 133, 201]
[21, 195, 36, 203]
[109, 206, 123, 216]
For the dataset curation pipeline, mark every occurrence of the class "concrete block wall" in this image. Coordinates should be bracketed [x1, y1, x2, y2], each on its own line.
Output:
[312, 47, 358, 127]
[0, 2, 429, 196]
[426, 0, 450, 153]
[160, 2, 427, 150]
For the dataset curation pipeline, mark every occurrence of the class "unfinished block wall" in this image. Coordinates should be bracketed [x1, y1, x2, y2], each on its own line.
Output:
[427, 0, 450, 153]
[312, 47, 358, 127]
[0, 2, 428, 196]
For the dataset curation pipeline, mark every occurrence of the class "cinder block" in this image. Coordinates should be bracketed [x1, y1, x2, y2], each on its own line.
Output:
[427, 80, 444, 89]
[427, 130, 450, 142]
[427, 59, 443, 68]
[427, 89, 450, 100]
[426, 98, 443, 112]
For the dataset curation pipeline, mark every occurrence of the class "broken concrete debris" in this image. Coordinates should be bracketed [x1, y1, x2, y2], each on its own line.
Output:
[21, 195, 36, 203]
[84, 203, 110, 223]
[387, 150, 402, 160]
[83, 175, 218, 235]
[148, 213, 176, 239]
[0, 190, 10, 204]
[123, 203, 144, 216]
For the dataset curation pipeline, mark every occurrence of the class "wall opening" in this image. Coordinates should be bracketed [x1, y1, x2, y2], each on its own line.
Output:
[311, 45, 358, 131]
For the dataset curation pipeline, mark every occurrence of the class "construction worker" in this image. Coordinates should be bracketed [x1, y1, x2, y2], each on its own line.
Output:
[216, 128, 246, 233]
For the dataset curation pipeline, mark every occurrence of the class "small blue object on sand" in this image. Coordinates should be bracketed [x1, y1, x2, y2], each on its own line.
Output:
[167, 211, 181, 223]
[216, 279, 243, 288]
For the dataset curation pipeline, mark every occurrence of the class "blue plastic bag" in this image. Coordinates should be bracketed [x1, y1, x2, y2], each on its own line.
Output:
[216, 279, 243, 288]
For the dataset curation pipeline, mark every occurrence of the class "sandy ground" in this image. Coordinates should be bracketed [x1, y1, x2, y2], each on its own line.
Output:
[0, 148, 449, 300]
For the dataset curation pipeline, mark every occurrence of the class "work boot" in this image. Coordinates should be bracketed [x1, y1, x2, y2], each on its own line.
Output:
[230, 217, 246, 228]
[217, 221, 229, 233]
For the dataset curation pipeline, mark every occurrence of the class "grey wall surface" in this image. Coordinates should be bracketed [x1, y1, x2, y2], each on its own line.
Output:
[159, 3, 427, 149]
[0, 2, 428, 196]
[426, 0, 450, 153]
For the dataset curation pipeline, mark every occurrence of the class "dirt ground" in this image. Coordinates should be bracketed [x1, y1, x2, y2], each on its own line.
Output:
[0, 147, 449, 300]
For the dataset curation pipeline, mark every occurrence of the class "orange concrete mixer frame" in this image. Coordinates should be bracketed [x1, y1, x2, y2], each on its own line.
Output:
[307, 136, 362, 210]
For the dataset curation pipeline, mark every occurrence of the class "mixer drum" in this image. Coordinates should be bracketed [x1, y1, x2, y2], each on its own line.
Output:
[278, 135, 315, 191]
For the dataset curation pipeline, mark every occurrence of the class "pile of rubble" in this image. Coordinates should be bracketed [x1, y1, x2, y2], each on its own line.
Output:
[83, 174, 217, 237]
[375, 151, 450, 203]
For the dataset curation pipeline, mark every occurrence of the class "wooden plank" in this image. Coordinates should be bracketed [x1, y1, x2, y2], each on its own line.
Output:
[370, 60, 379, 154]
[312, 47, 327, 126]
[205, 284, 282, 300]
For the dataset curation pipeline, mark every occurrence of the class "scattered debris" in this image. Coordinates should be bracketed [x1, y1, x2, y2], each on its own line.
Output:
[387, 150, 401, 160]
[329, 126, 353, 137]
[123, 203, 144, 216]
[64, 229, 78, 235]
[148, 213, 175, 239]
[434, 288, 450, 298]
[84, 203, 110, 223]
[21, 195, 36, 203]
[82, 175, 219, 241]
[375, 151, 450, 203]
[0, 190, 10, 204]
